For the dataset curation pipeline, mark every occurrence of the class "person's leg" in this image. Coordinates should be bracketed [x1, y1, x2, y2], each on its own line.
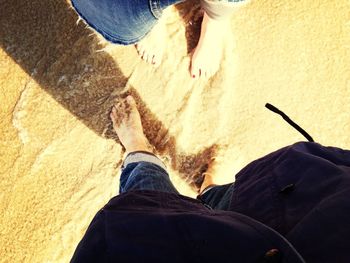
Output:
[135, 0, 185, 67]
[136, 0, 246, 79]
[119, 160, 179, 194]
[190, 11, 228, 79]
[190, 0, 247, 79]
[197, 183, 234, 210]
[134, 0, 222, 73]
[197, 151, 235, 210]
[110, 95, 179, 194]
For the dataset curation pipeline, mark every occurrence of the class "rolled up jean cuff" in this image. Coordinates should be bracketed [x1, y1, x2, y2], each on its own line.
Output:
[200, 0, 247, 20]
[122, 151, 167, 171]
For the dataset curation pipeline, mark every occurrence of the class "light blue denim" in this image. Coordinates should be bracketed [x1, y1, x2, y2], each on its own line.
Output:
[71, 0, 185, 45]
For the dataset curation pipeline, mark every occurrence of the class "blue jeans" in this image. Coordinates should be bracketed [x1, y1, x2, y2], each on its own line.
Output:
[120, 161, 234, 211]
[71, 0, 185, 45]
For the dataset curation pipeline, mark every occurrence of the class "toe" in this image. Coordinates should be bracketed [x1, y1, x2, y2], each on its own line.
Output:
[152, 54, 161, 67]
[190, 64, 199, 79]
[136, 44, 144, 55]
[142, 52, 148, 62]
[115, 101, 122, 110]
[139, 49, 145, 58]
[126, 95, 133, 102]
[140, 50, 146, 60]
[151, 55, 156, 65]
[203, 70, 208, 79]
[145, 53, 151, 63]
[126, 95, 136, 108]
[110, 111, 116, 125]
[137, 49, 143, 57]
[196, 68, 202, 78]
[204, 68, 213, 79]
[112, 107, 119, 119]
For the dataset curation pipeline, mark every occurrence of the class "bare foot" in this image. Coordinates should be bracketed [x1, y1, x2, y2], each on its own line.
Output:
[110, 96, 151, 153]
[135, 21, 166, 67]
[190, 12, 228, 79]
[199, 157, 219, 194]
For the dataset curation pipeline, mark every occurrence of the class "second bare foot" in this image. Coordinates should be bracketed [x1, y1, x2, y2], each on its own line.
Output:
[190, 12, 229, 79]
[135, 21, 167, 67]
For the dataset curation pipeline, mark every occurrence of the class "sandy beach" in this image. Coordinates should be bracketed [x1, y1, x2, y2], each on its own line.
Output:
[0, 0, 349, 261]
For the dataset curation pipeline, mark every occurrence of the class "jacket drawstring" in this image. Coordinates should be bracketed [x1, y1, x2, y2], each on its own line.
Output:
[265, 103, 314, 142]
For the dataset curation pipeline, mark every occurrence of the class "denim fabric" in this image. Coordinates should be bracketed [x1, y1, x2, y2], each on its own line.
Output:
[200, 0, 245, 20]
[71, 0, 185, 45]
[119, 162, 180, 194]
[197, 183, 235, 210]
[123, 151, 167, 171]
[119, 161, 236, 212]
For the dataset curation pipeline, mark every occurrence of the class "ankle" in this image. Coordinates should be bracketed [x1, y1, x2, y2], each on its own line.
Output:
[124, 137, 151, 154]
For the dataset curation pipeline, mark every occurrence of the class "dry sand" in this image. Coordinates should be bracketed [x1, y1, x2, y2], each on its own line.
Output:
[1, 0, 349, 262]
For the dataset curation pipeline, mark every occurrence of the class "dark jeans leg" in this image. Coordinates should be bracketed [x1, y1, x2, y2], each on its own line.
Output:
[197, 183, 235, 210]
[119, 161, 179, 195]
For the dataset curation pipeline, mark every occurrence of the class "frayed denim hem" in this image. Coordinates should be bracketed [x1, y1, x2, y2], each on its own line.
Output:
[71, 0, 158, 45]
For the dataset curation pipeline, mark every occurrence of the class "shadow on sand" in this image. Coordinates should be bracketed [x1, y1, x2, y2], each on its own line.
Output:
[0, 0, 215, 191]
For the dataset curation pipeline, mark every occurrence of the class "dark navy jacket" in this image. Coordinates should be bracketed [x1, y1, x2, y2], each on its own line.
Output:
[71, 142, 350, 262]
